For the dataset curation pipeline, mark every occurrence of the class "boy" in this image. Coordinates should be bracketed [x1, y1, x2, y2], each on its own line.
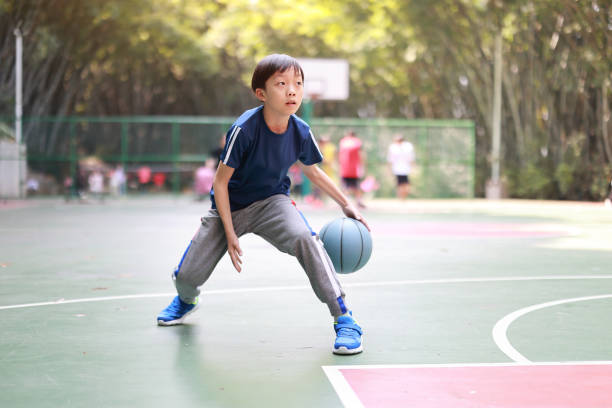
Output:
[156, 54, 369, 355]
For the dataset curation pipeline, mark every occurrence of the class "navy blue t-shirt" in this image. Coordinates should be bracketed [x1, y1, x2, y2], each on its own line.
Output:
[211, 106, 323, 211]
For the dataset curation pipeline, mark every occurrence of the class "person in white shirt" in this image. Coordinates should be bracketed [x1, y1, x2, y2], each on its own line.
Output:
[387, 135, 415, 199]
[110, 165, 127, 196]
[88, 169, 105, 202]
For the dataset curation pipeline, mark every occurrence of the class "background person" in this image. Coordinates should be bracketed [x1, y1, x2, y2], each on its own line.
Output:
[194, 158, 216, 201]
[338, 130, 365, 208]
[210, 134, 226, 168]
[319, 135, 338, 183]
[88, 168, 105, 202]
[137, 165, 152, 192]
[152, 172, 166, 192]
[110, 164, 127, 196]
[387, 134, 416, 199]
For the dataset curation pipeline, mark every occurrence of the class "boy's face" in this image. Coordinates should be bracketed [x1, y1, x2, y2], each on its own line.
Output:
[255, 68, 303, 117]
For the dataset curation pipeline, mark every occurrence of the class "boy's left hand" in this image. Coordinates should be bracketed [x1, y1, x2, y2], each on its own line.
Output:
[342, 203, 370, 231]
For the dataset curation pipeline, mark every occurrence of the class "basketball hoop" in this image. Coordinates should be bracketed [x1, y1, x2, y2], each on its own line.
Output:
[297, 58, 349, 101]
[304, 79, 324, 101]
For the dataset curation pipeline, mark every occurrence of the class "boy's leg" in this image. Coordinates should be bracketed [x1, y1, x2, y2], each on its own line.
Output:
[247, 194, 347, 317]
[157, 210, 228, 325]
[171, 211, 226, 303]
[173, 208, 249, 303]
[158, 208, 249, 327]
[248, 195, 363, 354]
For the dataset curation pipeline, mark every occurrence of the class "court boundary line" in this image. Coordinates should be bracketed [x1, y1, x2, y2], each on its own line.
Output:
[2, 274, 612, 311]
[322, 361, 612, 408]
[492, 294, 612, 363]
[322, 365, 366, 408]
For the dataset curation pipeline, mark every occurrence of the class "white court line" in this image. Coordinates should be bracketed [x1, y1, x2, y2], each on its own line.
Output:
[2, 275, 612, 311]
[341, 275, 612, 288]
[0, 287, 308, 311]
[322, 365, 365, 408]
[323, 361, 612, 408]
[492, 294, 612, 363]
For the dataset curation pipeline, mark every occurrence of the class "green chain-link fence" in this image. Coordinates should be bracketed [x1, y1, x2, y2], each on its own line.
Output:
[1, 115, 474, 198]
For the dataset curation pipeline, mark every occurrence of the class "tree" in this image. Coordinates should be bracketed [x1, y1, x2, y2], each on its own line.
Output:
[1, 0, 609, 199]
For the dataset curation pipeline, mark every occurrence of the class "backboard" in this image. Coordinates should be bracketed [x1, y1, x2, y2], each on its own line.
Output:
[297, 58, 349, 101]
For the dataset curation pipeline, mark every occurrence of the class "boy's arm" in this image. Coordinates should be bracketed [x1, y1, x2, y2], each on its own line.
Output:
[213, 162, 243, 272]
[298, 162, 370, 231]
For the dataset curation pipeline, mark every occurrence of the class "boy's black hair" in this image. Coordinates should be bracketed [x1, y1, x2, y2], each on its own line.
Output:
[251, 54, 304, 93]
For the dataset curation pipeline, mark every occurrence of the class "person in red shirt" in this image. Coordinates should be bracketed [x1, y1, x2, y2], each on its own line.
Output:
[137, 166, 152, 192]
[152, 172, 166, 191]
[338, 130, 365, 208]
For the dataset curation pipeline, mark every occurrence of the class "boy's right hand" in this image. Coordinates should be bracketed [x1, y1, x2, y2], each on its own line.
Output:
[226, 231, 243, 272]
[342, 203, 371, 231]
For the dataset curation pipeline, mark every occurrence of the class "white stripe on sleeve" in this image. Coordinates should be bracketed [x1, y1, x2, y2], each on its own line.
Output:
[309, 130, 323, 158]
[223, 126, 241, 165]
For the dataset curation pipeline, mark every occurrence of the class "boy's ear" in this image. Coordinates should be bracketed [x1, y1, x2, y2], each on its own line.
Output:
[255, 88, 266, 102]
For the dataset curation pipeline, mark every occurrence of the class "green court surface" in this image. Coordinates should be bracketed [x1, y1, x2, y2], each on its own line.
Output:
[1, 197, 611, 407]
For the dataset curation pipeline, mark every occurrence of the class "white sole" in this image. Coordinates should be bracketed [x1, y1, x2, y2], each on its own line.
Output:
[157, 303, 199, 326]
[333, 336, 364, 355]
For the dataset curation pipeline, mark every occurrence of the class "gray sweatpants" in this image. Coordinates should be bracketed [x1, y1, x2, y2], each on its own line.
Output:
[172, 194, 348, 317]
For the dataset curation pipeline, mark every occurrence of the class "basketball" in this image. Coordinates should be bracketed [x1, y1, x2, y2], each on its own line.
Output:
[319, 217, 372, 274]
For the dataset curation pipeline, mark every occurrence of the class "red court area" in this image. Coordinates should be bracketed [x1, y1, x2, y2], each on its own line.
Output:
[336, 364, 612, 408]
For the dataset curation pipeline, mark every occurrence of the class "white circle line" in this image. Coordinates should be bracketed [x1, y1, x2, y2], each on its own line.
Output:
[492, 294, 612, 363]
[2, 274, 612, 311]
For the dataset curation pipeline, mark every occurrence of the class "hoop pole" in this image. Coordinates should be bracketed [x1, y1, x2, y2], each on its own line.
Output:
[491, 32, 502, 185]
[300, 98, 315, 196]
[14, 27, 23, 145]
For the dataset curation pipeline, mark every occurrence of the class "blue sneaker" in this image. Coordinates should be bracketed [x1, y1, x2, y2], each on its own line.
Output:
[157, 296, 199, 326]
[333, 313, 363, 355]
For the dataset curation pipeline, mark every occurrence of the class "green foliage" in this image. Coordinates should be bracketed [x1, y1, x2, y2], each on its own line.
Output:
[591, 165, 612, 199]
[1, 0, 610, 200]
[555, 163, 574, 197]
[511, 163, 555, 199]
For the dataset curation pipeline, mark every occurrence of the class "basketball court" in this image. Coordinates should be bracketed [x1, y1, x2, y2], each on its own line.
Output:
[1, 197, 611, 407]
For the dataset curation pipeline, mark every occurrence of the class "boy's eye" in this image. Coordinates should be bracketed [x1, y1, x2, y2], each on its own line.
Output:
[278, 81, 285, 86]
[297, 81, 303, 86]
